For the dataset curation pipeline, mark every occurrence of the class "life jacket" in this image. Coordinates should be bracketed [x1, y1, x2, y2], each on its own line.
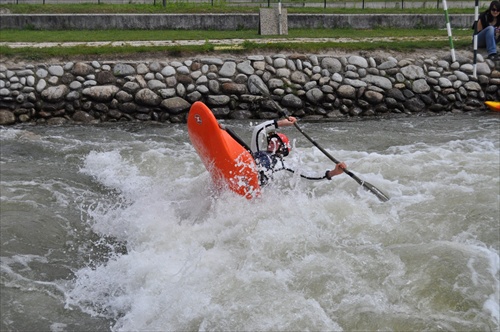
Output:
[253, 151, 281, 186]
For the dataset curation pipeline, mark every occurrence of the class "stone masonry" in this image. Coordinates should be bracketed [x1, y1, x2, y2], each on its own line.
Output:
[0, 52, 498, 126]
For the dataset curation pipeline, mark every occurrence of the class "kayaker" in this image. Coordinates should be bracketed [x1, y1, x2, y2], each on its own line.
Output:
[250, 117, 347, 186]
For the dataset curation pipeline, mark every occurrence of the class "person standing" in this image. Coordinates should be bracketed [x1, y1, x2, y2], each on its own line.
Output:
[475, 0, 500, 60]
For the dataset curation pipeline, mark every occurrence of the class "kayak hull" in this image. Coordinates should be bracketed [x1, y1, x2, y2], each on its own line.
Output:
[187, 101, 261, 199]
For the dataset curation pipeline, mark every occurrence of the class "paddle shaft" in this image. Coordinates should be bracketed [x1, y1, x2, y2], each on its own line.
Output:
[260, 92, 390, 202]
[291, 121, 389, 202]
[292, 122, 358, 180]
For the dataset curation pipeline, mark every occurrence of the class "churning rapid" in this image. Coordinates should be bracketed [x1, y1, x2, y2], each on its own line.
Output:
[1, 113, 499, 331]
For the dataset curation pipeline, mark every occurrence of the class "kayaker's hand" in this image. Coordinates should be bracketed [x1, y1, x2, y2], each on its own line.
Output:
[327, 162, 347, 179]
[277, 117, 297, 127]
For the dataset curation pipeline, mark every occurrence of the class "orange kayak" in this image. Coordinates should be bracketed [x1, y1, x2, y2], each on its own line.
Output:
[187, 101, 261, 199]
[485, 101, 500, 112]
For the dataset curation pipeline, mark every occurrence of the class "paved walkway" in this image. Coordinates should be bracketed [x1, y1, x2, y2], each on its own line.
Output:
[0, 36, 466, 49]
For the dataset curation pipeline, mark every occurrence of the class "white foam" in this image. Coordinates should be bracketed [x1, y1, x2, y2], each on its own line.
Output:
[62, 118, 499, 331]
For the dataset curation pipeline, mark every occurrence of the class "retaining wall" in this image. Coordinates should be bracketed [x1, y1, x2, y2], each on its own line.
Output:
[0, 13, 475, 30]
[0, 53, 498, 126]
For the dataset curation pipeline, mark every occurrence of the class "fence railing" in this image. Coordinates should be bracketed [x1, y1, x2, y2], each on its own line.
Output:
[0, 0, 489, 10]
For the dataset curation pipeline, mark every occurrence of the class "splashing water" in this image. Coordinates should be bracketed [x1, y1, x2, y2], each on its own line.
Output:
[1, 114, 498, 331]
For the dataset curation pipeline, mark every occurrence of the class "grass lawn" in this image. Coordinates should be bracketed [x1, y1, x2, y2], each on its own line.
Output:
[0, 28, 473, 61]
[0, 3, 475, 60]
[0, 3, 481, 14]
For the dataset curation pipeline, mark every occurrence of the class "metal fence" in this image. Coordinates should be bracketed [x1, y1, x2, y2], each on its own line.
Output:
[0, 0, 488, 9]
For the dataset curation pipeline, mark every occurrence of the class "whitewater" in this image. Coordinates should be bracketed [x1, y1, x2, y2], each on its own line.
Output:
[1, 112, 498, 331]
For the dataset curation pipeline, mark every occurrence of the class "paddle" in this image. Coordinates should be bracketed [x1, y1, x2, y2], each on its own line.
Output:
[289, 120, 390, 202]
[253, 84, 390, 202]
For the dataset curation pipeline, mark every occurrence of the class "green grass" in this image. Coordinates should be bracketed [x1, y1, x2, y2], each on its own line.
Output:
[0, 28, 472, 43]
[0, 44, 215, 61]
[0, 3, 476, 60]
[0, 3, 481, 14]
[0, 34, 473, 62]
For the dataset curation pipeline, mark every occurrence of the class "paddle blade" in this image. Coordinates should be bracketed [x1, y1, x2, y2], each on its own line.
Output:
[343, 169, 390, 202]
[361, 181, 390, 202]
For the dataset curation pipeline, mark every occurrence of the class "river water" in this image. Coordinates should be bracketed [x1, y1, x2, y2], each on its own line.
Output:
[1, 112, 499, 331]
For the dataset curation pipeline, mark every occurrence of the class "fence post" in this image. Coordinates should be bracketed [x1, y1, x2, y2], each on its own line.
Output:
[442, 0, 456, 62]
[472, 0, 479, 77]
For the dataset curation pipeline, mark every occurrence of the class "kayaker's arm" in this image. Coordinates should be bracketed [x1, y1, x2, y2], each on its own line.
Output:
[326, 162, 347, 179]
[276, 117, 297, 128]
[282, 162, 347, 181]
[250, 120, 276, 153]
[250, 117, 298, 153]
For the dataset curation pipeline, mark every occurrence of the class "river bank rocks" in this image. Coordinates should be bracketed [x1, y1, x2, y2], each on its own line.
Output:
[0, 52, 499, 126]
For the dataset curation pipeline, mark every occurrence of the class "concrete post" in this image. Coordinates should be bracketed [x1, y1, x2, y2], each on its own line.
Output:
[259, 7, 288, 35]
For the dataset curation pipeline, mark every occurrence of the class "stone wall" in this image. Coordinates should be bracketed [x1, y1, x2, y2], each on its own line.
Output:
[0, 53, 498, 126]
